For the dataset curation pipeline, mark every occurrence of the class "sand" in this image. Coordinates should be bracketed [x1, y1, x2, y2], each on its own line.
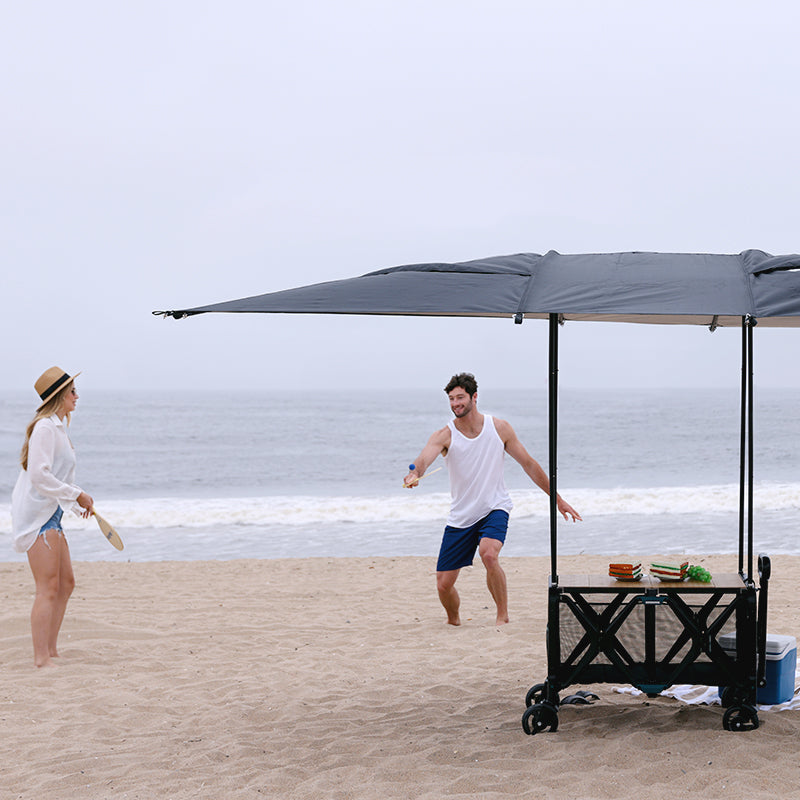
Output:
[2, 553, 800, 800]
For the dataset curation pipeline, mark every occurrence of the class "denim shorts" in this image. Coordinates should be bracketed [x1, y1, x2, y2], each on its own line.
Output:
[37, 506, 64, 549]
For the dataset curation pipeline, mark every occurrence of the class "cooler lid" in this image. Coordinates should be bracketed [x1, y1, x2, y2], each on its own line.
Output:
[765, 634, 797, 657]
[719, 632, 796, 657]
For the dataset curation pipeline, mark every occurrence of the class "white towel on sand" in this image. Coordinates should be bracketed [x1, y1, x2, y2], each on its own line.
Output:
[612, 669, 800, 711]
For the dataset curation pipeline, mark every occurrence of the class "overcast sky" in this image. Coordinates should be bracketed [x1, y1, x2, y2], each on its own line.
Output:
[2, 1, 799, 396]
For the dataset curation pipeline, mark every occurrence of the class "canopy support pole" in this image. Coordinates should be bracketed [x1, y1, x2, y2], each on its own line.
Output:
[548, 313, 559, 583]
[738, 315, 756, 583]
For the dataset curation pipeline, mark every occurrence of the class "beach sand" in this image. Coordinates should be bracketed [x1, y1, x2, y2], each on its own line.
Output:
[2, 553, 800, 799]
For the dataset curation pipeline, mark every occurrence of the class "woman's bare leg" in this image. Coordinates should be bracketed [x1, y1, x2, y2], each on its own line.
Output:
[26, 532, 73, 667]
[49, 534, 75, 657]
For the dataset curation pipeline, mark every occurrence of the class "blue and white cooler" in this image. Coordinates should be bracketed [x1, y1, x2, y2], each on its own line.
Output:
[719, 632, 797, 705]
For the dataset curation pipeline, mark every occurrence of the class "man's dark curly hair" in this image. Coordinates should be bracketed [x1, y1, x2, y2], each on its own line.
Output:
[444, 373, 478, 396]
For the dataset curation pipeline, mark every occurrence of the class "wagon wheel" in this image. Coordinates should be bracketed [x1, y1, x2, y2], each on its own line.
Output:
[719, 686, 748, 709]
[722, 704, 759, 731]
[525, 683, 547, 707]
[719, 686, 736, 708]
[521, 702, 559, 735]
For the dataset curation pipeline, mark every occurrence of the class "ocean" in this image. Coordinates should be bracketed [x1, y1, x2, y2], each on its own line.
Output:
[1, 388, 799, 563]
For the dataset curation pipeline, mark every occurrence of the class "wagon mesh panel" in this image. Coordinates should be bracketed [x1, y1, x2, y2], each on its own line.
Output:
[558, 593, 738, 665]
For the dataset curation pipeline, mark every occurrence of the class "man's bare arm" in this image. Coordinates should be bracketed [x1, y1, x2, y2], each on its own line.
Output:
[495, 417, 582, 522]
[404, 426, 451, 488]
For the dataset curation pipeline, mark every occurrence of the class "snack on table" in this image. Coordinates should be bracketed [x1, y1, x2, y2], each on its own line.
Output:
[609, 562, 643, 581]
[687, 564, 712, 582]
[649, 560, 689, 580]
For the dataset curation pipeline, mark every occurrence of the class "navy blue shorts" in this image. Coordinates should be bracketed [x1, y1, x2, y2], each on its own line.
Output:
[436, 510, 509, 572]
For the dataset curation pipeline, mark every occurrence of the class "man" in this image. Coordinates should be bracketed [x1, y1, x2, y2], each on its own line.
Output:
[404, 373, 581, 626]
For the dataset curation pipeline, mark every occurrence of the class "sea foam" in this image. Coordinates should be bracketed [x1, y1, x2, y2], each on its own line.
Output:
[1, 481, 798, 533]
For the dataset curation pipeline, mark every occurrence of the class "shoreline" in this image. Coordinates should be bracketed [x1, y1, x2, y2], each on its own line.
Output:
[2, 555, 799, 799]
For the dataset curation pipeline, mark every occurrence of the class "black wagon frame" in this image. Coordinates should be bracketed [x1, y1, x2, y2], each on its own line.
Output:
[522, 314, 770, 734]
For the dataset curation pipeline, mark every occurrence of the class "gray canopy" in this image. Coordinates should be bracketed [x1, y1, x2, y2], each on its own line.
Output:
[155, 247, 800, 581]
[157, 249, 800, 327]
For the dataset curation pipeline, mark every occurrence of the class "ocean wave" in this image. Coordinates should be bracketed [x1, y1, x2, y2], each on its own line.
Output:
[1, 481, 799, 534]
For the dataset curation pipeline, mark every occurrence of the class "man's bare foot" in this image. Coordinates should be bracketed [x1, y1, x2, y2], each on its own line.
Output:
[34, 659, 58, 669]
[496, 615, 509, 626]
[446, 616, 461, 626]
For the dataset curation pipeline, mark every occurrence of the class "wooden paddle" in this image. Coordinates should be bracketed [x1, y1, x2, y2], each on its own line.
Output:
[403, 465, 442, 487]
[92, 510, 124, 550]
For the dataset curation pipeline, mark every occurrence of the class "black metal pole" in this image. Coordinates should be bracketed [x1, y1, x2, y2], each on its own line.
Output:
[548, 313, 559, 583]
[747, 317, 755, 582]
[738, 315, 756, 583]
[738, 318, 747, 576]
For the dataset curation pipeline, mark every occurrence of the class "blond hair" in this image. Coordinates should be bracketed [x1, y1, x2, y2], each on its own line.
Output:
[20, 386, 72, 471]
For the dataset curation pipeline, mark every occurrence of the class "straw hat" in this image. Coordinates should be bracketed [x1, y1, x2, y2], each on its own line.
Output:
[35, 366, 81, 409]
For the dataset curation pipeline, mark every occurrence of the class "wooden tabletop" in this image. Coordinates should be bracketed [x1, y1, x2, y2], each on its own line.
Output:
[554, 574, 751, 592]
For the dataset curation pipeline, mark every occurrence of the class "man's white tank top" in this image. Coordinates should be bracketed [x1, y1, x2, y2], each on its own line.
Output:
[444, 415, 513, 528]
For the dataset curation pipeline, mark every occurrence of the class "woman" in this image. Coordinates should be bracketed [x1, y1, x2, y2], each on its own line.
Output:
[11, 367, 94, 668]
